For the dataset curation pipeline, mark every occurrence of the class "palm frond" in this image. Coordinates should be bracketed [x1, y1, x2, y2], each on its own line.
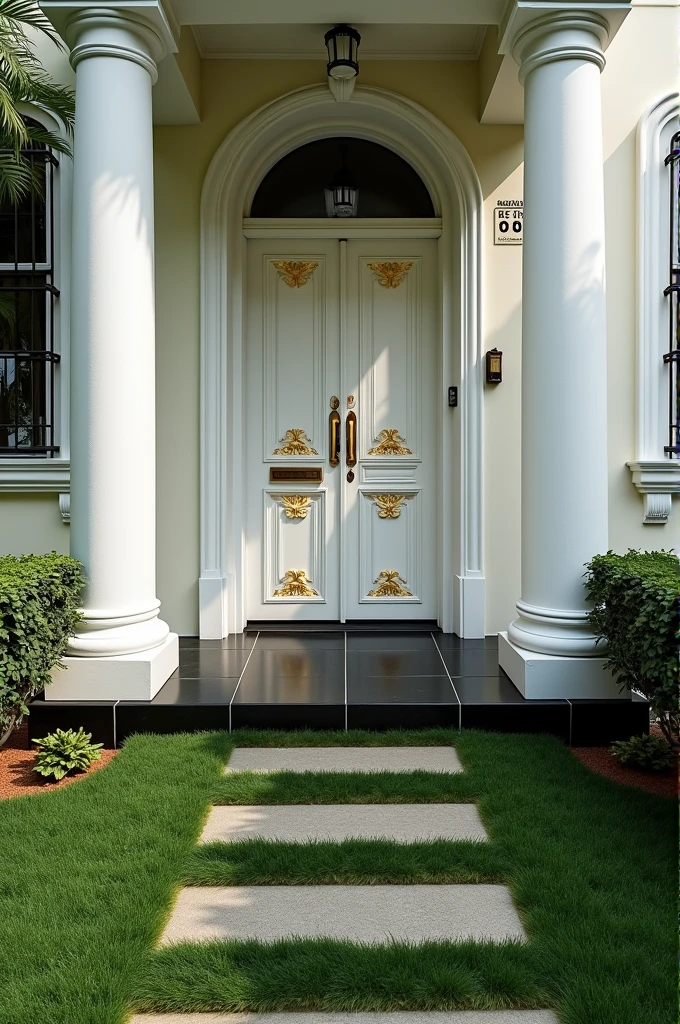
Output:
[0, 291, 16, 327]
[0, 2, 74, 198]
[0, 148, 36, 202]
[22, 121, 71, 156]
[22, 77, 74, 132]
[0, 75, 27, 141]
[0, 38, 34, 82]
[0, 0, 65, 50]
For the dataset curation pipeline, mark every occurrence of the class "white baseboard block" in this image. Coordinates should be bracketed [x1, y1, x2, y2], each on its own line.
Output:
[45, 634, 179, 702]
[498, 632, 626, 700]
[199, 574, 228, 638]
[453, 574, 486, 638]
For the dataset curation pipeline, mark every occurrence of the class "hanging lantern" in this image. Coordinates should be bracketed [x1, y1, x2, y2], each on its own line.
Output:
[324, 24, 361, 81]
[324, 145, 358, 218]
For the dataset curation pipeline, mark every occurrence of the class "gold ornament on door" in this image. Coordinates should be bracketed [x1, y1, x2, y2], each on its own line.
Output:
[368, 429, 412, 456]
[368, 570, 413, 598]
[279, 495, 312, 520]
[273, 570, 319, 598]
[367, 493, 414, 519]
[273, 429, 318, 456]
[273, 260, 319, 288]
[367, 261, 413, 288]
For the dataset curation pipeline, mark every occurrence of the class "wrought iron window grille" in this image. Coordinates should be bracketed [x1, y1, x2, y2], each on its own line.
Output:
[663, 130, 680, 458]
[0, 132, 60, 456]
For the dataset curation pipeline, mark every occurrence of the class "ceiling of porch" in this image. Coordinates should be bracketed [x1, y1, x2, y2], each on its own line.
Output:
[191, 23, 487, 61]
[169, 0, 507, 28]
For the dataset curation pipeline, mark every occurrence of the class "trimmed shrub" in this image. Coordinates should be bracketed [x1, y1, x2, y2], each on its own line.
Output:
[33, 726, 102, 781]
[609, 733, 674, 772]
[0, 553, 85, 746]
[584, 550, 680, 744]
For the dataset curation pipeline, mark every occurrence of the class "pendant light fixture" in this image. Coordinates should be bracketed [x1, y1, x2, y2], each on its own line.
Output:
[324, 24, 361, 102]
[325, 144, 358, 218]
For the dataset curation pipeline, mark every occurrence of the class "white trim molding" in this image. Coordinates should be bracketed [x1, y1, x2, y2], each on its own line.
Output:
[627, 92, 680, 525]
[242, 218, 443, 239]
[0, 459, 69, 492]
[199, 84, 484, 637]
[627, 460, 680, 524]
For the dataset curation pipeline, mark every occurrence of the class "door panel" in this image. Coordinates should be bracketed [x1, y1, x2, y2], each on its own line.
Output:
[245, 236, 437, 623]
[343, 240, 438, 619]
[246, 241, 340, 620]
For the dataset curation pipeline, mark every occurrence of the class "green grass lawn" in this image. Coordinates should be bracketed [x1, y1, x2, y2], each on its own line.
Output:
[0, 727, 675, 1024]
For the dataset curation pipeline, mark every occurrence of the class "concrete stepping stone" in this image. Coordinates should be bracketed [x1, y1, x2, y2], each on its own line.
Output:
[160, 885, 525, 945]
[129, 1014, 559, 1023]
[224, 747, 462, 774]
[199, 804, 488, 843]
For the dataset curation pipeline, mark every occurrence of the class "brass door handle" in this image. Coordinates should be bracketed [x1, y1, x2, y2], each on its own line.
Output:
[329, 399, 341, 467]
[346, 411, 357, 469]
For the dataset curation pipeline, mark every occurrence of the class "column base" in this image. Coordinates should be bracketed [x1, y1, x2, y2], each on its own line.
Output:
[199, 574, 228, 639]
[45, 634, 179, 702]
[453, 575, 485, 638]
[499, 632, 626, 700]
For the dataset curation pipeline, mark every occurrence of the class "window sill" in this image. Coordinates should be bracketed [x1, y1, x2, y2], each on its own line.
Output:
[627, 460, 680, 524]
[0, 459, 70, 521]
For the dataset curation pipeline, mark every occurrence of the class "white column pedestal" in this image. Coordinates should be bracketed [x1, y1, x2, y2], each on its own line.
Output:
[47, 635, 178, 702]
[499, 633, 624, 700]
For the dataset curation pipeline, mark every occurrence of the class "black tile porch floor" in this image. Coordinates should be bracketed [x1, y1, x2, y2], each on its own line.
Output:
[28, 629, 649, 748]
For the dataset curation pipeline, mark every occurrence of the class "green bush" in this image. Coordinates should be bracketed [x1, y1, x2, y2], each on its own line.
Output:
[32, 726, 102, 780]
[584, 550, 680, 743]
[609, 733, 674, 772]
[0, 553, 85, 746]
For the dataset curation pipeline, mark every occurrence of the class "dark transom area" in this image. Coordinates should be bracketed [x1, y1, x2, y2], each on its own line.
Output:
[250, 137, 436, 218]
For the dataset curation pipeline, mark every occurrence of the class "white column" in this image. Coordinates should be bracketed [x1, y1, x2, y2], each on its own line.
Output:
[47, 8, 178, 701]
[499, 12, 622, 699]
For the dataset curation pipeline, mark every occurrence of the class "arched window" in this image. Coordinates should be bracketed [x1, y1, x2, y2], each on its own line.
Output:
[250, 137, 435, 218]
[0, 118, 58, 454]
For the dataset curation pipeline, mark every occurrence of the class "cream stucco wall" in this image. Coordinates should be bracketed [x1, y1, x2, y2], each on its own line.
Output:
[1, 4, 677, 636]
[601, 5, 679, 553]
[0, 496, 69, 556]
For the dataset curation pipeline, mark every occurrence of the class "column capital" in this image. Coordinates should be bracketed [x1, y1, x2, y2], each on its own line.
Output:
[511, 11, 609, 84]
[40, 3, 176, 82]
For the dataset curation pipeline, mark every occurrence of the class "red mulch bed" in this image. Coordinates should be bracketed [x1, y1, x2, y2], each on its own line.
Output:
[571, 729, 677, 800]
[0, 721, 118, 800]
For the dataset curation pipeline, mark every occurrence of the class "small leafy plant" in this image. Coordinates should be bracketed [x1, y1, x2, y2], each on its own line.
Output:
[33, 727, 103, 781]
[609, 733, 674, 772]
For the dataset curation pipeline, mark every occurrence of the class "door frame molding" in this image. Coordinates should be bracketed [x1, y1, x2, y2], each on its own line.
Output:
[199, 84, 485, 637]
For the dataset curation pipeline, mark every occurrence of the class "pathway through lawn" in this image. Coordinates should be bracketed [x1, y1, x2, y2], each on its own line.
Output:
[0, 728, 674, 1024]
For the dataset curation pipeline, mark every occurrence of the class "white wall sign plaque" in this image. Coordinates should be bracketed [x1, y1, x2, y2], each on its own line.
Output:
[494, 201, 523, 245]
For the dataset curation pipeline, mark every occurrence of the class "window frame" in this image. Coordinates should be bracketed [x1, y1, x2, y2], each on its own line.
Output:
[0, 103, 71, 503]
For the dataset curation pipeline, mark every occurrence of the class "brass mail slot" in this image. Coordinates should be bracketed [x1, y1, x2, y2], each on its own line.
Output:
[269, 466, 324, 483]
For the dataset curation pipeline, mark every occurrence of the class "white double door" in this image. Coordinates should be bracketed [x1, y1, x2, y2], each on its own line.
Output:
[245, 236, 438, 622]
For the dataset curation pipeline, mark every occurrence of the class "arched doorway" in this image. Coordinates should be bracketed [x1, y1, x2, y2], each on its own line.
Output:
[199, 85, 484, 637]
